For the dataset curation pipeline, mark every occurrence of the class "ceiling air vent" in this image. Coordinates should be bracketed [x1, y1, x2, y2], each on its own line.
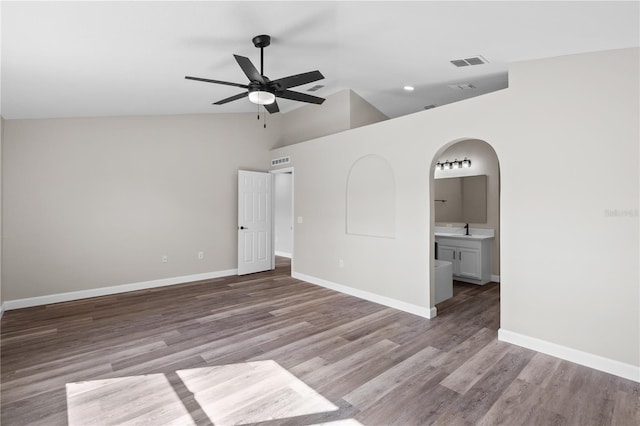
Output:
[271, 156, 291, 166]
[450, 59, 469, 67]
[307, 84, 324, 92]
[423, 105, 436, 110]
[450, 56, 488, 67]
[448, 83, 476, 90]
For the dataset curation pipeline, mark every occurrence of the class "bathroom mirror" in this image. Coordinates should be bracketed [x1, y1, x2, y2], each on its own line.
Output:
[434, 175, 487, 223]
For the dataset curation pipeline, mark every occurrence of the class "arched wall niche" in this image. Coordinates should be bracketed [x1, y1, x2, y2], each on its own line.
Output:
[346, 154, 396, 238]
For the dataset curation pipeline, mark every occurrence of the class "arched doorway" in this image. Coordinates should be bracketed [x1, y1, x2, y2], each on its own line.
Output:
[429, 139, 501, 320]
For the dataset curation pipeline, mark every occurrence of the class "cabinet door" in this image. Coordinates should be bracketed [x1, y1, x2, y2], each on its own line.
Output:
[458, 247, 481, 279]
[438, 245, 459, 275]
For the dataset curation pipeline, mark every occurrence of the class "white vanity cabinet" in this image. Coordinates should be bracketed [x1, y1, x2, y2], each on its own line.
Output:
[435, 235, 492, 285]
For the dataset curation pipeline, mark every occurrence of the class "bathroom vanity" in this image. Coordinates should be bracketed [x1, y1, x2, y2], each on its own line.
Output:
[435, 229, 493, 285]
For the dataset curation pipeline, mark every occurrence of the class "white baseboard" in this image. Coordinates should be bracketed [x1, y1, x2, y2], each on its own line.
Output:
[3, 269, 238, 311]
[0, 303, 5, 318]
[275, 251, 292, 259]
[499, 328, 639, 383]
[491, 274, 500, 283]
[293, 272, 437, 319]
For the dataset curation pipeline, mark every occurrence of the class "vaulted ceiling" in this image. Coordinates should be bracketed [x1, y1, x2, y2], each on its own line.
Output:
[2, 1, 638, 120]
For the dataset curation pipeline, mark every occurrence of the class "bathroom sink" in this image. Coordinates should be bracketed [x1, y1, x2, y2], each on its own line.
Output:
[435, 233, 488, 239]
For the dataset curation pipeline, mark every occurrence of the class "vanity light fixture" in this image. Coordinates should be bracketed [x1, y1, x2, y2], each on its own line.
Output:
[436, 157, 472, 171]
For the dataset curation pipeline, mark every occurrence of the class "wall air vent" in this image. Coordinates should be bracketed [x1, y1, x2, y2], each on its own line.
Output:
[271, 156, 291, 166]
[450, 56, 488, 67]
[307, 84, 324, 92]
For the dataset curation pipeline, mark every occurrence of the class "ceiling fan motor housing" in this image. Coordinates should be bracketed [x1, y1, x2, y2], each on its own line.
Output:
[248, 81, 274, 94]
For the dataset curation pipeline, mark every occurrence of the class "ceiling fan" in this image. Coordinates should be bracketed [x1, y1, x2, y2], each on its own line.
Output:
[185, 34, 325, 114]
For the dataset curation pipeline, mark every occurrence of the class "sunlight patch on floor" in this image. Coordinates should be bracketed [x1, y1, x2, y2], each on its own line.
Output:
[66, 373, 194, 425]
[66, 360, 340, 425]
[311, 419, 364, 426]
[177, 360, 339, 424]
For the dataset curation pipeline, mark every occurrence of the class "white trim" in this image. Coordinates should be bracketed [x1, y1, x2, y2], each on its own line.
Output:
[275, 251, 292, 259]
[0, 303, 5, 318]
[499, 328, 640, 383]
[491, 274, 500, 283]
[3, 269, 237, 311]
[270, 166, 294, 174]
[293, 272, 437, 319]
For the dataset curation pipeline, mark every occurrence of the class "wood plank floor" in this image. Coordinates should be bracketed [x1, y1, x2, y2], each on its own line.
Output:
[2, 258, 639, 425]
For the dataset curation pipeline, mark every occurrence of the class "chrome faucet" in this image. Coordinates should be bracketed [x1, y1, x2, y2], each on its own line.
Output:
[464, 223, 470, 235]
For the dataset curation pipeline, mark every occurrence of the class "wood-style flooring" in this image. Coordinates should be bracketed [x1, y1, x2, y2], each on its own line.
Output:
[1, 258, 639, 425]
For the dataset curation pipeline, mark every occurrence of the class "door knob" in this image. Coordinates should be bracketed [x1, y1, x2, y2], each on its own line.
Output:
[239, 226, 247, 230]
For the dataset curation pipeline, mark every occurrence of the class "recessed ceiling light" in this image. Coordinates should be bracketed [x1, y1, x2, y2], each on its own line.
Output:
[403, 86, 415, 91]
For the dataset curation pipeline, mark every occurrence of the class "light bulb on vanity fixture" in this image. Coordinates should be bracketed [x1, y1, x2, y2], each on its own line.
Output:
[462, 158, 471, 168]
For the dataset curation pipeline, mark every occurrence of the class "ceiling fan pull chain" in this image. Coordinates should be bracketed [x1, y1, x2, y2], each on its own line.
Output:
[263, 107, 267, 129]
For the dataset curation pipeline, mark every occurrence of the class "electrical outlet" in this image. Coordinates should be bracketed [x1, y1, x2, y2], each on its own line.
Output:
[162, 255, 168, 263]
[339, 259, 344, 268]
[297, 216, 303, 224]
[198, 251, 204, 260]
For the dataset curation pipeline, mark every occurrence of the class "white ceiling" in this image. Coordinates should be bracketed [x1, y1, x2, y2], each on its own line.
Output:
[2, 1, 638, 120]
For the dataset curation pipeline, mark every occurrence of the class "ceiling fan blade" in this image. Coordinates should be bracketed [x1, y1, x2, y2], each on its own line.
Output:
[272, 70, 324, 90]
[276, 90, 325, 105]
[264, 101, 280, 114]
[213, 92, 248, 105]
[233, 54, 265, 84]
[185, 76, 248, 89]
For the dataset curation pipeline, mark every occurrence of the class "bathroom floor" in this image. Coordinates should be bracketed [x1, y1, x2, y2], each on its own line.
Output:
[435, 280, 500, 318]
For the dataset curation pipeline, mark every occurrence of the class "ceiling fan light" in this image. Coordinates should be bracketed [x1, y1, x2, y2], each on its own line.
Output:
[248, 90, 276, 105]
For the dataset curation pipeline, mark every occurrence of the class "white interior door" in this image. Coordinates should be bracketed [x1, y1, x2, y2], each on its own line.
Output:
[238, 170, 273, 275]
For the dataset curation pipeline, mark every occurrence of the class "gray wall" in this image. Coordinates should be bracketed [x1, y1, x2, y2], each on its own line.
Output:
[279, 90, 387, 148]
[349, 90, 389, 129]
[2, 113, 282, 300]
[271, 48, 639, 370]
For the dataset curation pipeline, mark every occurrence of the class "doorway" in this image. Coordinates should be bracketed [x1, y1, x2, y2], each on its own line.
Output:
[271, 167, 294, 272]
[430, 139, 501, 318]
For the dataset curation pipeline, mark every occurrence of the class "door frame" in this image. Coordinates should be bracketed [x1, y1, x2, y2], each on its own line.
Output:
[270, 167, 294, 273]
